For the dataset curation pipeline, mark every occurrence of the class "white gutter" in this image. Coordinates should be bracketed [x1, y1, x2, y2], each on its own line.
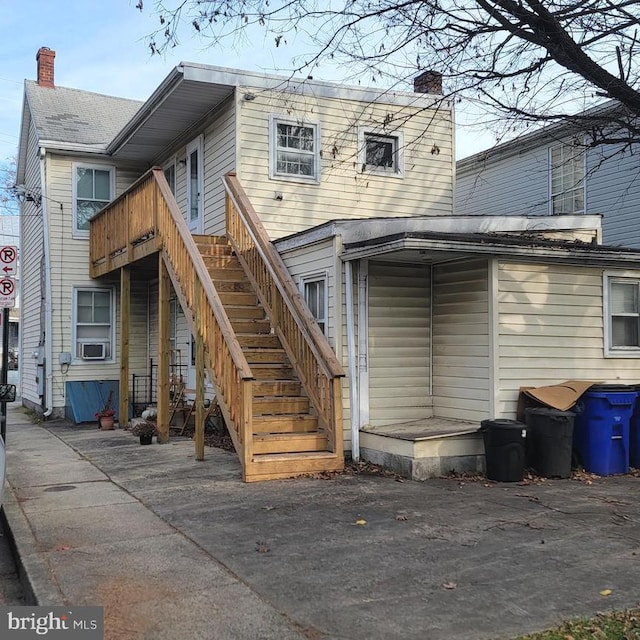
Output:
[40, 147, 53, 417]
[345, 259, 359, 461]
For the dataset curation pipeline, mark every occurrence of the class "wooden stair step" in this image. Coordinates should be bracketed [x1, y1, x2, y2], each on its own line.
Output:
[253, 380, 301, 396]
[218, 291, 259, 306]
[230, 319, 272, 334]
[238, 334, 281, 349]
[214, 280, 254, 293]
[253, 397, 309, 414]
[253, 414, 318, 433]
[208, 267, 247, 281]
[245, 451, 343, 482]
[224, 305, 266, 320]
[251, 363, 295, 379]
[253, 432, 328, 454]
[202, 255, 240, 268]
[243, 348, 288, 364]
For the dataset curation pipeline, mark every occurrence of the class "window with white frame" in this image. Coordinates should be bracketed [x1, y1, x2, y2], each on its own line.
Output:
[360, 130, 404, 176]
[163, 161, 176, 195]
[604, 274, 640, 356]
[302, 275, 327, 335]
[73, 164, 114, 235]
[550, 140, 585, 214]
[270, 116, 320, 181]
[73, 287, 114, 361]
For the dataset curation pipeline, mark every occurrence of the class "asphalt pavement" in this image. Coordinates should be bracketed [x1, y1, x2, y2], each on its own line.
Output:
[3, 402, 640, 640]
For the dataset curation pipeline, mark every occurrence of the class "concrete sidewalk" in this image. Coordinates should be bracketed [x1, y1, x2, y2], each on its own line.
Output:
[3, 402, 640, 640]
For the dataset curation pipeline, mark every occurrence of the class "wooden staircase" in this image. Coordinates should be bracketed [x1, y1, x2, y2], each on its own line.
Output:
[196, 236, 343, 481]
[90, 167, 345, 482]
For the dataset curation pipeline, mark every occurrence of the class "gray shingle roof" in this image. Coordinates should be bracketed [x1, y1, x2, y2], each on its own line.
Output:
[25, 80, 142, 151]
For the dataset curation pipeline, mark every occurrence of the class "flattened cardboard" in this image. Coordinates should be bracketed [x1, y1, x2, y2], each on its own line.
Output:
[518, 380, 600, 420]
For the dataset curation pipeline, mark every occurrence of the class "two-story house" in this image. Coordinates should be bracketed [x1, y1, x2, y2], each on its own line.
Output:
[17, 48, 640, 482]
[456, 101, 640, 248]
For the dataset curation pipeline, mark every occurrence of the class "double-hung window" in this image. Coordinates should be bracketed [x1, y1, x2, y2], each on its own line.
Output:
[73, 164, 114, 236]
[74, 287, 114, 361]
[604, 273, 640, 356]
[359, 129, 404, 177]
[270, 116, 320, 182]
[550, 140, 585, 214]
[302, 275, 327, 335]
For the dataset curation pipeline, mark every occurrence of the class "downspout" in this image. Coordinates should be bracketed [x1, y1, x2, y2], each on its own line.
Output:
[345, 259, 359, 461]
[39, 147, 53, 417]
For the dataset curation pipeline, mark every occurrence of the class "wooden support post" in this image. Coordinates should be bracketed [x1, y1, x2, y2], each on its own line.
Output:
[194, 280, 205, 461]
[119, 266, 130, 428]
[157, 254, 170, 443]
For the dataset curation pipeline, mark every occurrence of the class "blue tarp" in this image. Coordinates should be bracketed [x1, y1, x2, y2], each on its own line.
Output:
[65, 380, 120, 424]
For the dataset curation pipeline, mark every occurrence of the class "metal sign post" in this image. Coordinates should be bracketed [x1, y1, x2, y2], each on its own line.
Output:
[0, 246, 18, 442]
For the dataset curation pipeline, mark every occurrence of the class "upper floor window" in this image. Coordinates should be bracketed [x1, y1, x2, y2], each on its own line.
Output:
[73, 164, 114, 236]
[604, 273, 640, 357]
[270, 116, 320, 182]
[550, 140, 584, 214]
[359, 129, 404, 177]
[163, 160, 176, 195]
[302, 274, 328, 335]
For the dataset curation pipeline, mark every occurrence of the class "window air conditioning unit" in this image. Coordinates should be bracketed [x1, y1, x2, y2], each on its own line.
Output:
[81, 343, 106, 360]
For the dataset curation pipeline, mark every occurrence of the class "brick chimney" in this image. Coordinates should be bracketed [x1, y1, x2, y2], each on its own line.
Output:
[36, 47, 56, 88]
[414, 70, 442, 95]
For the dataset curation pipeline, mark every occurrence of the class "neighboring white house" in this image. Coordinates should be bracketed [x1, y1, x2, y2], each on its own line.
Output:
[17, 48, 640, 481]
[455, 101, 640, 248]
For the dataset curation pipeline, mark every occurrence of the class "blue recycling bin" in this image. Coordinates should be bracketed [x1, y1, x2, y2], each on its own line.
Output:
[631, 388, 640, 469]
[573, 385, 636, 475]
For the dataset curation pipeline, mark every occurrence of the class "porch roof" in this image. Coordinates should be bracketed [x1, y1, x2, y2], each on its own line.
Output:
[340, 229, 640, 268]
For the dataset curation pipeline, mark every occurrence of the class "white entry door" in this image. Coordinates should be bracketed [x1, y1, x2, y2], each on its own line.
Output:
[186, 137, 203, 233]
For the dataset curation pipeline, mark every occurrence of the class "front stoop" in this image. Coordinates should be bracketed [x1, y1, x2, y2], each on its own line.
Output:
[359, 419, 485, 480]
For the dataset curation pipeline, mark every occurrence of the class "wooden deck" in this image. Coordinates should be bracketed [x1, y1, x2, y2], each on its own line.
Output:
[361, 417, 480, 441]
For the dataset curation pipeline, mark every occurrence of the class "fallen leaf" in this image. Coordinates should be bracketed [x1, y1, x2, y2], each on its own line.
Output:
[395, 514, 408, 521]
[55, 545, 70, 552]
[255, 541, 270, 553]
[442, 581, 457, 590]
[261, 505, 275, 511]
[599, 589, 612, 596]
[355, 519, 367, 526]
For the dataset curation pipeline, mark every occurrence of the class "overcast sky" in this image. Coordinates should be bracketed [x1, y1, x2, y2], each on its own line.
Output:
[0, 0, 495, 167]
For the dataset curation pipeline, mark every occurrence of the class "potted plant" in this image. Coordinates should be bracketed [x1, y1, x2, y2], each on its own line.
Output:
[129, 418, 156, 445]
[95, 391, 116, 430]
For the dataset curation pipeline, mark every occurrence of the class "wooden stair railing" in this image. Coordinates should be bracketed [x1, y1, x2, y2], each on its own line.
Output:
[223, 172, 345, 459]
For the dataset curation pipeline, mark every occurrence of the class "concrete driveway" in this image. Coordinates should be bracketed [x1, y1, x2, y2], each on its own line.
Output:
[4, 404, 640, 639]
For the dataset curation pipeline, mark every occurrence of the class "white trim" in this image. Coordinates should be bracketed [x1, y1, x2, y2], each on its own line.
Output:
[162, 156, 177, 195]
[186, 135, 204, 233]
[345, 260, 359, 460]
[488, 258, 499, 416]
[269, 114, 321, 184]
[72, 286, 116, 363]
[358, 260, 369, 428]
[358, 127, 404, 178]
[603, 270, 640, 358]
[72, 162, 115, 239]
[300, 272, 328, 335]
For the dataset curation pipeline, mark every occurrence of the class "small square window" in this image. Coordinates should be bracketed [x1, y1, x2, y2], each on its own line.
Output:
[359, 130, 404, 177]
[73, 287, 114, 361]
[270, 117, 320, 182]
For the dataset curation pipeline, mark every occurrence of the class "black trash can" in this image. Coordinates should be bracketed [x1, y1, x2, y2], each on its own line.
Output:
[480, 419, 527, 482]
[524, 407, 574, 478]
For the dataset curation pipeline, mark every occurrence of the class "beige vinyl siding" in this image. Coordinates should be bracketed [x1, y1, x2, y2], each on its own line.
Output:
[368, 262, 431, 427]
[43, 155, 142, 410]
[496, 262, 640, 416]
[129, 278, 150, 383]
[202, 98, 236, 235]
[20, 119, 45, 406]
[432, 259, 490, 421]
[237, 88, 453, 239]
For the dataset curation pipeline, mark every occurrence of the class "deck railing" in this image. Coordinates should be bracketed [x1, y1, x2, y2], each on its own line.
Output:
[223, 172, 344, 455]
[90, 168, 255, 473]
